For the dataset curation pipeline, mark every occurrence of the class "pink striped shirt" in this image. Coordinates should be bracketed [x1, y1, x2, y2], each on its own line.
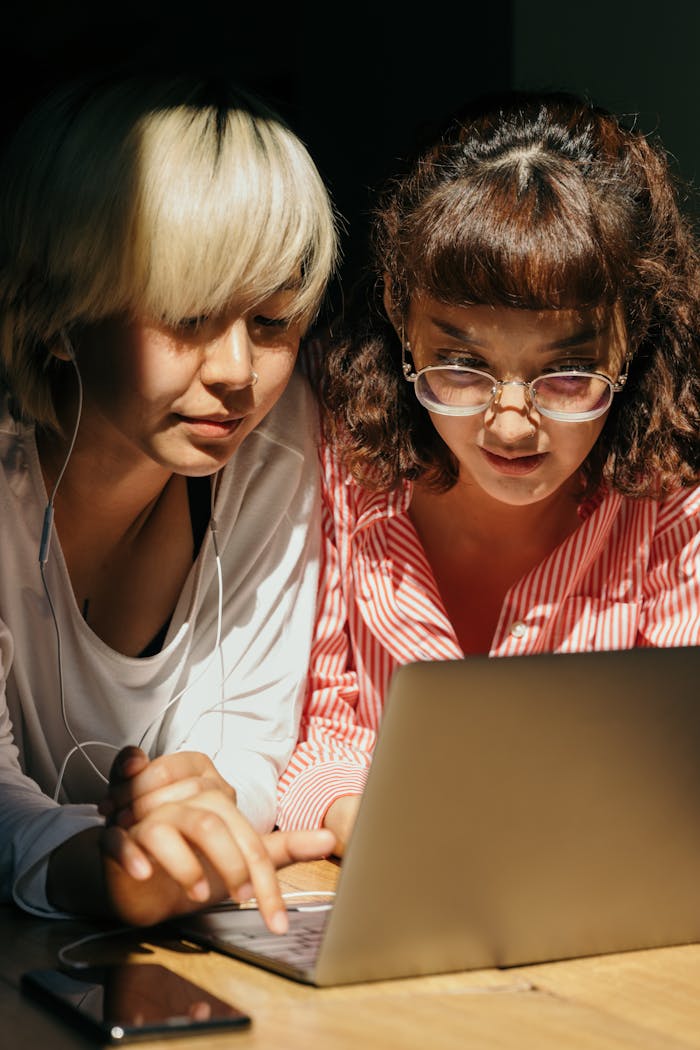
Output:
[276, 441, 700, 830]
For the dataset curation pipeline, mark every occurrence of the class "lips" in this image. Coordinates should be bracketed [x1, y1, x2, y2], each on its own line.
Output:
[178, 415, 245, 438]
[479, 447, 547, 476]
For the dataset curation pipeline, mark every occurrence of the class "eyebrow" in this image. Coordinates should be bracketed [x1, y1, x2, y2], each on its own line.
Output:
[542, 326, 609, 351]
[276, 278, 303, 293]
[431, 317, 609, 351]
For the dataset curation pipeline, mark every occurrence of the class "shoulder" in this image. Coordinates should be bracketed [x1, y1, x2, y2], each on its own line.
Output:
[317, 432, 410, 537]
[318, 430, 352, 493]
[213, 370, 321, 529]
[0, 389, 27, 441]
[0, 616, 13, 679]
[654, 483, 700, 535]
[607, 484, 700, 558]
[0, 390, 33, 491]
[252, 367, 319, 460]
[584, 483, 700, 530]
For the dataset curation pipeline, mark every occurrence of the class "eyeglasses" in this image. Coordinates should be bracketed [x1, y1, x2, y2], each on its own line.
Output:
[402, 348, 628, 422]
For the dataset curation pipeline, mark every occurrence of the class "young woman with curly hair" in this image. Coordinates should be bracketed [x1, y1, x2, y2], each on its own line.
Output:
[276, 90, 700, 852]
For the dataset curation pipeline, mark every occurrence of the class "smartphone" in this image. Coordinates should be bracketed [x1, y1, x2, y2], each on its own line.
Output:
[21, 962, 251, 1043]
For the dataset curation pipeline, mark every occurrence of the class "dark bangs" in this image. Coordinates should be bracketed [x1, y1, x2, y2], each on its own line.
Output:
[400, 149, 634, 311]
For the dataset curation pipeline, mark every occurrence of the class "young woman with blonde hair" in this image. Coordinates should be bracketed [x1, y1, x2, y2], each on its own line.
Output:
[0, 69, 337, 928]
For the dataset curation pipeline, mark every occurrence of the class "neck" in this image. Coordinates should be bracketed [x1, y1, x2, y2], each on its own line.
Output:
[37, 412, 173, 547]
[410, 473, 582, 559]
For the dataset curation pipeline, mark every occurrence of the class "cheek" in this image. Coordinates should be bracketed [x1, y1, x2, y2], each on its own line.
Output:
[79, 327, 184, 408]
[555, 417, 608, 466]
[127, 333, 193, 401]
[429, 413, 479, 451]
[131, 355, 191, 403]
[258, 346, 299, 392]
[79, 348, 136, 409]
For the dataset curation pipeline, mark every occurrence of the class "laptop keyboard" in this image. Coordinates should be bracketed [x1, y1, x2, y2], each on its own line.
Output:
[233, 909, 329, 969]
[184, 905, 332, 973]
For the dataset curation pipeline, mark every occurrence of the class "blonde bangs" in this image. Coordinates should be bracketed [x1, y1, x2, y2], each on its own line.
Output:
[0, 73, 337, 425]
[128, 106, 336, 328]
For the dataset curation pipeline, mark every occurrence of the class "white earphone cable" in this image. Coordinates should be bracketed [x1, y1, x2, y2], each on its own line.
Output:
[42, 336, 225, 799]
[39, 348, 112, 795]
[136, 489, 224, 752]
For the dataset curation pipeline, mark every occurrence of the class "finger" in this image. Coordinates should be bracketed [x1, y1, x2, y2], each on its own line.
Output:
[177, 797, 288, 932]
[189, 1002, 213, 1022]
[132, 803, 263, 907]
[130, 819, 212, 903]
[109, 746, 150, 787]
[100, 824, 154, 882]
[234, 880, 254, 902]
[109, 776, 225, 829]
[231, 828, 337, 933]
[177, 794, 291, 933]
[224, 821, 289, 934]
[101, 747, 151, 819]
[107, 752, 236, 812]
[263, 829, 337, 868]
[106, 756, 180, 811]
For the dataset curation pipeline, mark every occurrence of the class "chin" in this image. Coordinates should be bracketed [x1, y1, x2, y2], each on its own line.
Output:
[464, 470, 557, 508]
[153, 448, 231, 477]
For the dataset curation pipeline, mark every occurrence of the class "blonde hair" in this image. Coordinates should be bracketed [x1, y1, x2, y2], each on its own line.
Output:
[0, 72, 338, 426]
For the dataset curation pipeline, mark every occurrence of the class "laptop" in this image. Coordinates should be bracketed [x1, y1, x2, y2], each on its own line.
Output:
[178, 645, 700, 987]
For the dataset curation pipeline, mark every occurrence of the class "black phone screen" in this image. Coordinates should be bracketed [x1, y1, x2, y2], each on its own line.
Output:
[21, 962, 251, 1042]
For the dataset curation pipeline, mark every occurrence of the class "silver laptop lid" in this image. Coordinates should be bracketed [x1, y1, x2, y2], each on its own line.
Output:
[314, 646, 700, 985]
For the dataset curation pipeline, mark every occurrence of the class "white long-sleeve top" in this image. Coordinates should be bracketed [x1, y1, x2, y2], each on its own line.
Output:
[0, 368, 321, 916]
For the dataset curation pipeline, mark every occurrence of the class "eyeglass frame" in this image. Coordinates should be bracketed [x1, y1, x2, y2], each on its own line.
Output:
[401, 342, 629, 423]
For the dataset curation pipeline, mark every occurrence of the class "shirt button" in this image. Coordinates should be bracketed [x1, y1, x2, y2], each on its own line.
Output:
[510, 620, 527, 638]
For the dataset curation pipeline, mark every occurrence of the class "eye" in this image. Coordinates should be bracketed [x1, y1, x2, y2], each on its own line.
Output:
[173, 315, 210, 333]
[543, 360, 598, 375]
[435, 351, 490, 371]
[253, 314, 290, 329]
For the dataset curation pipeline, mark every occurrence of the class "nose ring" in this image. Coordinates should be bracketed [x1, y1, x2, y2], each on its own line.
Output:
[249, 370, 259, 387]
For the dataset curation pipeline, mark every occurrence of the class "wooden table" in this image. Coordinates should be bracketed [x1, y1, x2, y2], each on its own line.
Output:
[4, 859, 700, 1049]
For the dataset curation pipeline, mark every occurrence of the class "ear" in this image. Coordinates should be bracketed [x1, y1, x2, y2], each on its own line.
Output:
[610, 302, 630, 372]
[47, 330, 76, 363]
[382, 274, 402, 338]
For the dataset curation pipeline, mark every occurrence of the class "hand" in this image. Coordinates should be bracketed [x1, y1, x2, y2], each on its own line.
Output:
[100, 819, 336, 929]
[98, 746, 237, 829]
[92, 746, 335, 929]
[98, 744, 236, 914]
[99, 745, 248, 895]
[323, 795, 361, 857]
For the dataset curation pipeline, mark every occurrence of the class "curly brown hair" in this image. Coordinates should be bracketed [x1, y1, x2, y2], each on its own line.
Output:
[318, 90, 700, 499]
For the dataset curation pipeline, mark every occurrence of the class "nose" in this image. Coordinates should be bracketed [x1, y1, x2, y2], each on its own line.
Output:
[483, 381, 539, 442]
[200, 318, 256, 390]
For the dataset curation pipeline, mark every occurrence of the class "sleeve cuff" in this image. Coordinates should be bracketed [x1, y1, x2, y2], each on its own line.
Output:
[276, 762, 369, 830]
[10, 806, 103, 918]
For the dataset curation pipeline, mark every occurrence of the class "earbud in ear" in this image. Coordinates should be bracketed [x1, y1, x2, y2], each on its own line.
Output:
[39, 327, 84, 568]
[60, 331, 76, 362]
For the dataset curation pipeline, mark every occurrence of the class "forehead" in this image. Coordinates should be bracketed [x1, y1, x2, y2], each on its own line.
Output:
[408, 295, 622, 350]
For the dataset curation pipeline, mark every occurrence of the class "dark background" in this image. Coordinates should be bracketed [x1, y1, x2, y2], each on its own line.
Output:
[2, 1, 698, 294]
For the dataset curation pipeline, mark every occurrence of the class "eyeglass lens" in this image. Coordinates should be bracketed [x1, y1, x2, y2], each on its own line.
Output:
[415, 368, 612, 417]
